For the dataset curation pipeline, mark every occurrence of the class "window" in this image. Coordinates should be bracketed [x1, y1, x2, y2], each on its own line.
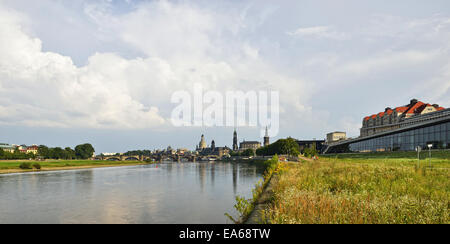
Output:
[434, 125, 440, 133]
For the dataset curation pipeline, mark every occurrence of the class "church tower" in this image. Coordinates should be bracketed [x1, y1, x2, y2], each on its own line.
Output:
[233, 129, 238, 151]
[211, 140, 216, 151]
[264, 127, 270, 147]
[199, 134, 207, 150]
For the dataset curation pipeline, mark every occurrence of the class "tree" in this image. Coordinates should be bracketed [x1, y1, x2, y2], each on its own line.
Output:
[256, 137, 300, 156]
[65, 147, 76, 160]
[75, 143, 95, 159]
[303, 142, 318, 158]
[50, 147, 65, 159]
[241, 149, 254, 157]
[38, 145, 50, 159]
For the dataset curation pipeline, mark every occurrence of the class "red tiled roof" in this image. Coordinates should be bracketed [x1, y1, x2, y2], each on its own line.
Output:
[405, 101, 425, 114]
[364, 101, 446, 123]
[395, 106, 408, 113]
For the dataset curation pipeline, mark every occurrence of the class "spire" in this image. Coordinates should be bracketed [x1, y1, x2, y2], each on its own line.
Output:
[233, 128, 238, 151]
[264, 126, 270, 147]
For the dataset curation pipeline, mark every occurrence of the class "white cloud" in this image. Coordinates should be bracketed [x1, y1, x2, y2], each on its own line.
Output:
[1, 0, 450, 142]
[287, 26, 349, 40]
[0, 6, 165, 129]
[0, 1, 313, 131]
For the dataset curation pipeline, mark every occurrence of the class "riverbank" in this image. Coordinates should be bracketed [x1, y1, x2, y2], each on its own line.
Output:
[0, 160, 150, 175]
[226, 155, 286, 224]
[258, 156, 449, 224]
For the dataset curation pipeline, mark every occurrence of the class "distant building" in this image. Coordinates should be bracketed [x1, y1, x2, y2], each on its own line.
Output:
[200, 146, 231, 157]
[0, 143, 15, 153]
[361, 99, 446, 137]
[233, 129, 238, 151]
[177, 148, 189, 155]
[240, 140, 261, 151]
[198, 135, 207, 150]
[327, 132, 347, 143]
[196, 135, 230, 157]
[296, 140, 326, 153]
[324, 99, 449, 154]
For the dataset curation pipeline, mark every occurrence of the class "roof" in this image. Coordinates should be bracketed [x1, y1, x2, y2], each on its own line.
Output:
[240, 141, 261, 144]
[405, 101, 425, 114]
[395, 106, 408, 113]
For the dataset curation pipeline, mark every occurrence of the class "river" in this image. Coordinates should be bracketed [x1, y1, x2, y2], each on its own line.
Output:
[0, 161, 264, 224]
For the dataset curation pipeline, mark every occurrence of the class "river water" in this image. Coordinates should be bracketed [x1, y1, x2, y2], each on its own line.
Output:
[0, 162, 264, 224]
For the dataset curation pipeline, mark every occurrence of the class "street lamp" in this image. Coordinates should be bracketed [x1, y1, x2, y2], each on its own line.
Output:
[427, 144, 433, 168]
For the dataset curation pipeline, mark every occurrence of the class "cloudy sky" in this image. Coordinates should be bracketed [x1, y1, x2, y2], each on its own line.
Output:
[0, 0, 449, 153]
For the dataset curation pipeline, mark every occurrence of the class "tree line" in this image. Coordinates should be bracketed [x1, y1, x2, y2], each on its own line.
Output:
[0, 143, 95, 160]
[255, 137, 318, 157]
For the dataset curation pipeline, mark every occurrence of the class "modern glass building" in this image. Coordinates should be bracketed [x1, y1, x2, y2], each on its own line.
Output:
[324, 109, 450, 154]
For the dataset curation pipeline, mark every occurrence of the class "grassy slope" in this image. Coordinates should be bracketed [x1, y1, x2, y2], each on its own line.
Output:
[262, 153, 449, 224]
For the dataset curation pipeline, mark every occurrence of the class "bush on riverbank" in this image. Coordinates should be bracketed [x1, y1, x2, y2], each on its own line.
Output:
[32, 163, 41, 170]
[19, 162, 32, 170]
[261, 158, 449, 224]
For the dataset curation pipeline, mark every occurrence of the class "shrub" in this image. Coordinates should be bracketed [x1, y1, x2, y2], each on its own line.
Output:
[33, 163, 41, 170]
[19, 162, 32, 170]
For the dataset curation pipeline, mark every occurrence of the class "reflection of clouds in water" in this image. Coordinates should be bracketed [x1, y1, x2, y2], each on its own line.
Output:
[0, 162, 262, 224]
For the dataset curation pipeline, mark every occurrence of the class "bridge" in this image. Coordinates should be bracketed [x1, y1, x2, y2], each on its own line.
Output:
[94, 154, 197, 162]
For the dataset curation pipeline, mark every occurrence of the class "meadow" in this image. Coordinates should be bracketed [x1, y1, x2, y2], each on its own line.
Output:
[261, 151, 450, 224]
[0, 160, 146, 174]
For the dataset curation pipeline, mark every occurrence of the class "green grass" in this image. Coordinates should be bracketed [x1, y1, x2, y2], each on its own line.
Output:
[0, 160, 145, 171]
[324, 150, 450, 159]
[261, 155, 450, 224]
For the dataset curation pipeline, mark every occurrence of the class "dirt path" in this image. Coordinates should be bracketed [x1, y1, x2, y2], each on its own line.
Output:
[298, 155, 316, 162]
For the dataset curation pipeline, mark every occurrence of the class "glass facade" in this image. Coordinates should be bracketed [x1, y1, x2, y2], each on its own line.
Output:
[327, 121, 450, 154]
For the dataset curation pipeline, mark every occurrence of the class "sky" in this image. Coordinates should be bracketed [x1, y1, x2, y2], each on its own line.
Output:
[0, 0, 449, 153]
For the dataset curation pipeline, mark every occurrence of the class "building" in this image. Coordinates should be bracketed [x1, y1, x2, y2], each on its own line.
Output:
[198, 135, 207, 150]
[233, 129, 238, 151]
[199, 146, 231, 157]
[326, 132, 347, 143]
[264, 127, 270, 147]
[324, 101, 450, 154]
[0, 144, 39, 155]
[296, 140, 326, 153]
[196, 136, 231, 157]
[361, 99, 445, 137]
[26, 145, 39, 155]
[0, 143, 15, 153]
[240, 140, 261, 151]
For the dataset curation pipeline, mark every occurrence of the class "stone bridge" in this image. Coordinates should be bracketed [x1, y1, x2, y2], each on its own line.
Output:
[95, 154, 197, 162]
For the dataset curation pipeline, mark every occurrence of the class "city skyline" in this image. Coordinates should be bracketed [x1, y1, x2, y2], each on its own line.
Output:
[1, 0, 450, 153]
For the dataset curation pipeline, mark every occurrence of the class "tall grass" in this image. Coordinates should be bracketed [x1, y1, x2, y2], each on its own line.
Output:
[225, 155, 284, 223]
[262, 158, 449, 224]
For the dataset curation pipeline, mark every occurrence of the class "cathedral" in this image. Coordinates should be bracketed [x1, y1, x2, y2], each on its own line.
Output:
[196, 134, 230, 157]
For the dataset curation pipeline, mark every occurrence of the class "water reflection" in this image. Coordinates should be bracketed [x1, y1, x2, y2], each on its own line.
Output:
[0, 162, 263, 224]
